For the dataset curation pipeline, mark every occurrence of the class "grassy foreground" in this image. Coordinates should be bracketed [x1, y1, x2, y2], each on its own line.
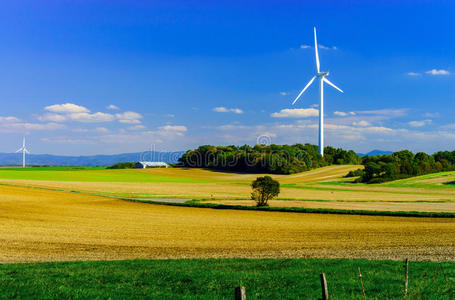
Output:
[1, 258, 454, 299]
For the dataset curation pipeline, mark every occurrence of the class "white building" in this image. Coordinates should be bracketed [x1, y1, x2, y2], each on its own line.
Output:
[135, 161, 169, 169]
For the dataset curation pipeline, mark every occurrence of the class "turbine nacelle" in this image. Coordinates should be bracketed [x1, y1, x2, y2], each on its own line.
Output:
[317, 72, 329, 78]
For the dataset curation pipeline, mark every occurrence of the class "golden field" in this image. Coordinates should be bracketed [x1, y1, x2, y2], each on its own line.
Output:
[0, 184, 455, 263]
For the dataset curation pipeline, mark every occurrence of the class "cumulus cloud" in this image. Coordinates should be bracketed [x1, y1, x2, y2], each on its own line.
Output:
[0, 116, 20, 123]
[155, 125, 188, 137]
[115, 111, 143, 124]
[280, 91, 289, 96]
[425, 69, 450, 75]
[408, 119, 432, 127]
[407, 72, 421, 76]
[45, 103, 90, 113]
[106, 104, 120, 110]
[160, 125, 187, 132]
[300, 44, 311, 49]
[271, 108, 319, 118]
[213, 107, 244, 114]
[38, 113, 67, 122]
[69, 112, 115, 123]
[352, 120, 371, 127]
[334, 111, 356, 117]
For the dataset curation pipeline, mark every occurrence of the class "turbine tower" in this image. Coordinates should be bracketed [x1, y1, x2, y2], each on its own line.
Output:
[16, 137, 30, 168]
[292, 27, 343, 156]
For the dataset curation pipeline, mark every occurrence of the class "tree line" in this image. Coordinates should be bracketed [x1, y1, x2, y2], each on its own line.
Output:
[179, 144, 361, 174]
[346, 150, 455, 183]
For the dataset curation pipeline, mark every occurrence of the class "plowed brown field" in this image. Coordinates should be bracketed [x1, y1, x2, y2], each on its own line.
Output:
[1, 184, 454, 263]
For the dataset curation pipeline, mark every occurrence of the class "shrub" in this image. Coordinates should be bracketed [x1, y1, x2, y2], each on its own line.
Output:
[251, 176, 280, 207]
[107, 162, 136, 169]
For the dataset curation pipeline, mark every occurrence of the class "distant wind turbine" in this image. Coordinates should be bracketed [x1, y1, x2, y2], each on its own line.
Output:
[16, 137, 30, 168]
[292, 27, 343, 156]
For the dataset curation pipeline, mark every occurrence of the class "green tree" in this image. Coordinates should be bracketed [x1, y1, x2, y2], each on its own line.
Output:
[251, 176, 280, 207]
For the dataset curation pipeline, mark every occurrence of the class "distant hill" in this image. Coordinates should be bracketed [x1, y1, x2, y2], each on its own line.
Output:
[0, 151, 184, 167]
[357, 150, 393, 157]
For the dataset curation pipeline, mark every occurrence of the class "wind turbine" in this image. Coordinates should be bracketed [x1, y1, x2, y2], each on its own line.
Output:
[16, 137, 30, 168]
[292, 27, 343, 156]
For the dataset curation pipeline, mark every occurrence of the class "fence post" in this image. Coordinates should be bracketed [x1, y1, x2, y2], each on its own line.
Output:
[358, 267, 366, 300]
[235, 286, 246, 300]
[404, 258, 409, 296]
[320, 273, 328, 300]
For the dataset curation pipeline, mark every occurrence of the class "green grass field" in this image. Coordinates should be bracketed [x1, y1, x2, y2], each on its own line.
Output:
[1, 258, 453, 299]
[0, 167, 210, 183]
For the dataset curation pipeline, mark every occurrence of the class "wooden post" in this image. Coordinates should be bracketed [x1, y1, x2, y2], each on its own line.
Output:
[320, 273, 329, 300]
[358, 267, 366, 300]
[404, 258, 409, 296]
[235, 286, 246, 300]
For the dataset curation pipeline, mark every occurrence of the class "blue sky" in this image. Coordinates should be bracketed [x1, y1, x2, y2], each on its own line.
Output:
[0, 1, 454, 155]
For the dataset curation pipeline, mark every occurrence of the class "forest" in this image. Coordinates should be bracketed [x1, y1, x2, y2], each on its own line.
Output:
[347, 150, 455, 183]
[180, 144, 361, 174]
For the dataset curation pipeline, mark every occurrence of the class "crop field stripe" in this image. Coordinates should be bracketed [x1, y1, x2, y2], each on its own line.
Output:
[1, 181, 454, 218]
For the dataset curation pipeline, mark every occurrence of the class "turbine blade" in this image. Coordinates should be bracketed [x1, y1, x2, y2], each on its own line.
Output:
[314, 27, 320, 73]
[292, 76, 316, 105]
[16, 149, 22, 153]
[323, 78, 343, 93]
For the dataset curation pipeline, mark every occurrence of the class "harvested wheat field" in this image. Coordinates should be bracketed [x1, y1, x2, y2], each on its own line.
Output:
[1, 184, 455, 263]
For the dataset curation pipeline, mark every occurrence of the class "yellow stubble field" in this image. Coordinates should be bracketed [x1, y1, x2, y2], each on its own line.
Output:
[1, 184, 454, 263]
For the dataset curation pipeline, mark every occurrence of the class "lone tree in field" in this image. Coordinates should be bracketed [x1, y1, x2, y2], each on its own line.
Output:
[251, 176, 280, 207]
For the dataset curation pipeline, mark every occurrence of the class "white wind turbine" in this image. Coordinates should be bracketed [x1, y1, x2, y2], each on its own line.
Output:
[292, 27, 343, 156]
[16, 137, 30, 168]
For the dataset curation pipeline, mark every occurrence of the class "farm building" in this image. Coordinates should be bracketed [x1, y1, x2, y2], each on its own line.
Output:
[135, 161, 169, 168]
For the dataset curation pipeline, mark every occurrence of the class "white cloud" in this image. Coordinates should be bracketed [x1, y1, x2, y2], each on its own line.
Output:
[213, 107, 244, 114]
[319, 44, 337, 50]
[0, 116, 20, 123]
[160, 125, 187, 132]
[280, 92, 289, 96]
[334, 111, 356, 117]
[106, 104, 120, 110]
[38, 113, 67, 122]
[115, 111, 143, 124]
[69, 112, 115, 123]
[352, 120, 371, 127]
[410, 120, 432, 127]
[407, 72, 421, 76]
[271, 108, 319, 118]
[425, 69, 450, 75]
[300, 44, 311, 49]
[408, 120, 432, 127]
[45, 103, 90, 113]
